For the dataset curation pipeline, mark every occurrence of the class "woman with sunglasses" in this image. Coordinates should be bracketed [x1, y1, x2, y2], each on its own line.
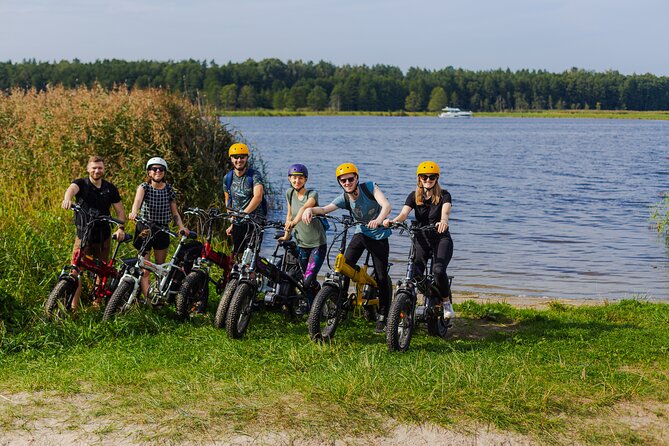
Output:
[128, 157, 189, 297]
[279, 164, 327, 310]
[384, 161, 454, 319]
[302, 162, 393, 334]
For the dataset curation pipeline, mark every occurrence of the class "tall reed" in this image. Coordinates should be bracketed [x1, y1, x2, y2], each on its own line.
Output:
[0, 86, 237, 323]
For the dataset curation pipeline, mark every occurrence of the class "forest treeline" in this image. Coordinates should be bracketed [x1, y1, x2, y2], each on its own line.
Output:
[2, 58, 669, 112]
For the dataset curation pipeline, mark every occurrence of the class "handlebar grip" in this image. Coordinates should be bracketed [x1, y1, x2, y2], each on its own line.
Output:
[181, 230, 198, 239]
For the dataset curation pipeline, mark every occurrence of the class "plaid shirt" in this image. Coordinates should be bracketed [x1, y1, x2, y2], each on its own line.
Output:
[139, 182, 176, 226]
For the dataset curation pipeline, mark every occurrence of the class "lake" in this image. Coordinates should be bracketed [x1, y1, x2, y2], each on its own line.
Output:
[221, 116, 669, 301]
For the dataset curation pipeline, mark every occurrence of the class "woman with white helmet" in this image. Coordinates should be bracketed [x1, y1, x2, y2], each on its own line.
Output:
[129, 157, 189, 297]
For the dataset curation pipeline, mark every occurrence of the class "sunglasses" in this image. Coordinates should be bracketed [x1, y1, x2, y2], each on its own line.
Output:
[148, 166, 166, 172]
[231, 155, 248, 160]
[419, 174, 438, 181]
[339, 176, 356, 184]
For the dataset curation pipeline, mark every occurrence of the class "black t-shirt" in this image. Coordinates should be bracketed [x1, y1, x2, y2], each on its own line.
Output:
[404, 190, 452, 234]
[73, 178, 122, 242]
[73, 178, 121, 216]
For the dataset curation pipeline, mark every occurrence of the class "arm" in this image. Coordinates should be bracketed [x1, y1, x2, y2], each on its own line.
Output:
[288, 196, 317, 229]
[302, 203, 338, 224]
[61, 183, 80, 209]
[128, 185, 145, 221]
[243, 183, 264, 214]
[224, 191, 233, 236]
[111, 201, 127, 239]
[436, 202, 452, 234]
[368, 185, 392, 229]
[170, 201, 188, 235]
[383, 205, 412, 227]
[279, 201, 292, 241]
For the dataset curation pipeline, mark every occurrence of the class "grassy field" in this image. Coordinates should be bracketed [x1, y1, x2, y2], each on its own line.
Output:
[220, 109, 669, 120]
[1, 298, 668, 444]
[1, 88, 668, 444]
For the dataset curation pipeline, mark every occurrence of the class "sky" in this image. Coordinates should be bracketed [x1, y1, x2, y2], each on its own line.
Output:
[2, 0, 668, 75]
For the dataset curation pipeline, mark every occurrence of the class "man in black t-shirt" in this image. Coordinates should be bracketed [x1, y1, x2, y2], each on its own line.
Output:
[62, 156, 126, 259]
[61, 156, 126, 308]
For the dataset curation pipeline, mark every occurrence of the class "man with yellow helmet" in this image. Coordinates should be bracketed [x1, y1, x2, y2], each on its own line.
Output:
[302, 162, 393, 333]
[222, 143, 266, 254]
[384, 160, 454, 320]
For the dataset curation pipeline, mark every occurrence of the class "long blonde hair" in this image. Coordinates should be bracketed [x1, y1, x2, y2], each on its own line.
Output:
[415, 177, 443, 206]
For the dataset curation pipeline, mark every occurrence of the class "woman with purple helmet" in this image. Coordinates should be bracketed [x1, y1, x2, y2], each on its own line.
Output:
[280, 163, 327, 309]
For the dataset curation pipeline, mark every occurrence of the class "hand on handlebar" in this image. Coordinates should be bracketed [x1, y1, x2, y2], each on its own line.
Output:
[436, 220, 449, 233]
[367, 217, 383, 229]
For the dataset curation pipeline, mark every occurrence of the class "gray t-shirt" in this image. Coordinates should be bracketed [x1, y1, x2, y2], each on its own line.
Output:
[223, 169, 265, 217]
[286, 188, 326, 248]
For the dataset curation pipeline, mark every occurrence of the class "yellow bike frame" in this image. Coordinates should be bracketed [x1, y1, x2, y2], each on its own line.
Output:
[334, 252, 379, 314]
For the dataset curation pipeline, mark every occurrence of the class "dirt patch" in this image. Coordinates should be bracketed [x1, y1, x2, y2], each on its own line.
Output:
[452, 292, 615, 310]
[3, 391, 668, 445]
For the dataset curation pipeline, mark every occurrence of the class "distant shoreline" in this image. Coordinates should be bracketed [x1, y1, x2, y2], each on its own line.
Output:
[220, 109, 669, 120]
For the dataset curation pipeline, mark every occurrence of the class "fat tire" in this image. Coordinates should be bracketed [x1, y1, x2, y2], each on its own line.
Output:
[103, 278, 134, 321]
[175, 270, 209, 322]
[214, 278, 238, 328]
[386, 291, 415, 352]
[44, 279, 76, 318]
[307, 284, 341, 342]
[225, 282, 255, 339]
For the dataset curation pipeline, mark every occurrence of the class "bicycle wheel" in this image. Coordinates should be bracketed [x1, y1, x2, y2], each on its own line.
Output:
[175, 270, 209, 322]
[214, 278, 238, 328]
[44, 279, 76, 318]
[225, 282, 255, 339]
[103, 278, 135, 321]
[307, 284, 341, 342]
[386, 291, 415, 352]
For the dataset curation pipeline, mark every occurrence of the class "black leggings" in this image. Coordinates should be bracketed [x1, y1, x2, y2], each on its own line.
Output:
[414, 233, 453, 298]
[343, 234, 391, 316]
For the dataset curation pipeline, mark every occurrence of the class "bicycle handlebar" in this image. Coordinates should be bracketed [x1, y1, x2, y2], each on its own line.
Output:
[70, 204, 125, 226]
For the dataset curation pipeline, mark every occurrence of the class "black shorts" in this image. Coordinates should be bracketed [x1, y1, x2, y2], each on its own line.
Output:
[133, 222, 171, 254]
[76, 222, 111, 244]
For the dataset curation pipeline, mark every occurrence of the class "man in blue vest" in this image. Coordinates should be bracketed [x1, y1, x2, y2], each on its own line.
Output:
[223, 143, 266, 255]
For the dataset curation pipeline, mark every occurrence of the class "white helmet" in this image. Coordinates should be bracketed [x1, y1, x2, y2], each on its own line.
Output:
[146, 157, 168, 171]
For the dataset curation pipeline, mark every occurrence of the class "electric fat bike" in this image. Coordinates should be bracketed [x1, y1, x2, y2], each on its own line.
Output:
[386, 221, 453, 352]
[45, 204, 132, 318]
[174, 208, 234, 321]
[102, 217, 201, 321]
[307, 215, 391, 342]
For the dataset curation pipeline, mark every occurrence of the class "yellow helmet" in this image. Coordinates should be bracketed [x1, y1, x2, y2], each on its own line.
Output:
[229, 143, 250, 157]
[416, 161, 440, 176]
[335, 162, 359, 179]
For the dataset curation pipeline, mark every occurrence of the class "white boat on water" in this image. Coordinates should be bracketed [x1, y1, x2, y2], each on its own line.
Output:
[438, 106, 473, 118]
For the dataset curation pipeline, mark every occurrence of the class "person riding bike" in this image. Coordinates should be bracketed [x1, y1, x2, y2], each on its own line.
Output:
[279, 163, 327, 310]
[128, 157, 189, 297]
[302, 162, 392, 333]
[61, 155, 126, 309]
[384, 161, 454, 319]
[222, 143, 266, 255]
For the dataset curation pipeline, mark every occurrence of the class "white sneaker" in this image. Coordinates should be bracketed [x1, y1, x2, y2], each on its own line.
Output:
[443, 302, 455, 319]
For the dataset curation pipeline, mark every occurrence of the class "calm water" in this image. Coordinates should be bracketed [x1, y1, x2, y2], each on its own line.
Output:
[221, 116, 669, 300]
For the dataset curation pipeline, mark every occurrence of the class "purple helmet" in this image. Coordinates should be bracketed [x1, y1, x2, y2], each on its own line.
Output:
[288, 163, 308, 177]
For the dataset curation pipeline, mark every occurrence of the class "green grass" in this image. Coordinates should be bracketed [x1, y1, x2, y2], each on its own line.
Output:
[1, 298, 667, 443]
